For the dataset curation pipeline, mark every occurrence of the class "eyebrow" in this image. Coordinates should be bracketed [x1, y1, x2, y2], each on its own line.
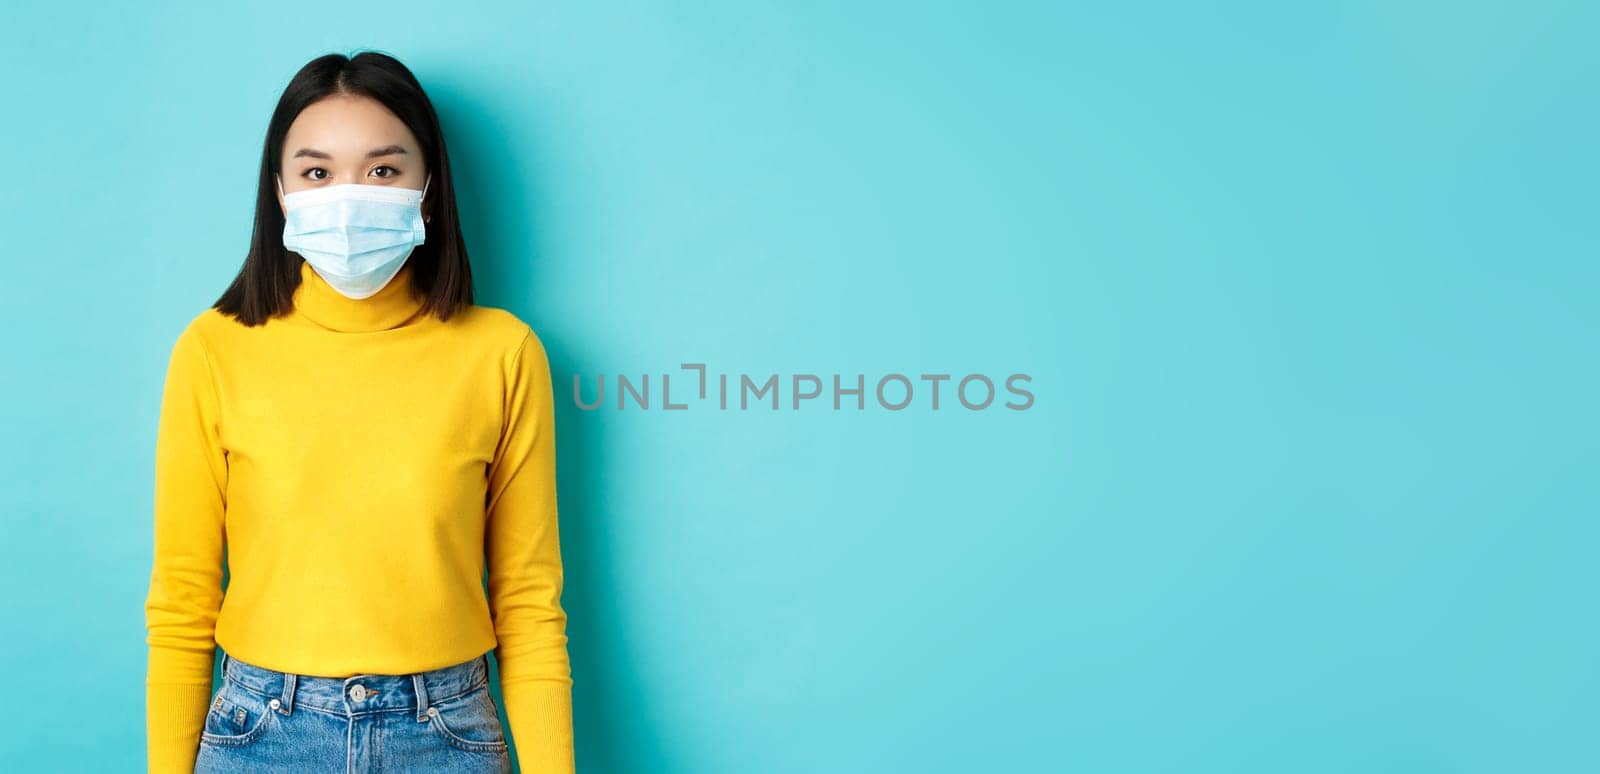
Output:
[290, 144, 409, 160]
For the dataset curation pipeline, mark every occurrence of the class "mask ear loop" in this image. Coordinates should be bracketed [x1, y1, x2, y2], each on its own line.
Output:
[421, 173, 432, 222]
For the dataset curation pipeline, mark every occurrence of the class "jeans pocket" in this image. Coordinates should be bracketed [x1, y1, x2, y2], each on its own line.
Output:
[423, 684, 508, 754]
[199, 680, 277, 748]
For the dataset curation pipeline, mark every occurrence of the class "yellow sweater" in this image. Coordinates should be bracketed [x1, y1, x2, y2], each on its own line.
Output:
[144, 259, 574, 773]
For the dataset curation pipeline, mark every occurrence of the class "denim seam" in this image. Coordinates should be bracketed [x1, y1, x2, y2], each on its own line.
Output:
[198, 702, 274, 747]
[425, 713, 509, 755]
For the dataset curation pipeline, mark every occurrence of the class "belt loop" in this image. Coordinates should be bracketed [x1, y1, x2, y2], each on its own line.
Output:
[279, 671, 297, 716]
[219, 650, 229, 680]
[413, 671, 431, 722]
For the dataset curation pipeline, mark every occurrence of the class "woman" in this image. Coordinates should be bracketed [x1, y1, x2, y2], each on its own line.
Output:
[143, 51, 574, 773]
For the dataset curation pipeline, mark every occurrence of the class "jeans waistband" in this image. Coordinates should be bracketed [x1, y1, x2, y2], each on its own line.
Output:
[220, 650, 491, 721]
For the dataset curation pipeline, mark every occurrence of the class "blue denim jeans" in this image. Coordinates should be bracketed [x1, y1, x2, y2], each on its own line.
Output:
[194, 650, 512, 773]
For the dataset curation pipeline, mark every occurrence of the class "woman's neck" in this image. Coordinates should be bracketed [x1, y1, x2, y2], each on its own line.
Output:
[289, 259, 426, 332]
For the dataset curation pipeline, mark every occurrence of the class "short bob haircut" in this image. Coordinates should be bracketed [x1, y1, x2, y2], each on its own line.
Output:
[215, 50, 473, 326]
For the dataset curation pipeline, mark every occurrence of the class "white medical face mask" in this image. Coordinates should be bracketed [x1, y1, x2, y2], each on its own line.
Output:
[278, 173, 431, 299]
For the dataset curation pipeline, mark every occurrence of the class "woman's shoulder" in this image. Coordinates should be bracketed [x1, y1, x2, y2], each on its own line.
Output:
[174, 306, 231, 347]
[176, 303, 546, 359]
[452, 304, 549, 354]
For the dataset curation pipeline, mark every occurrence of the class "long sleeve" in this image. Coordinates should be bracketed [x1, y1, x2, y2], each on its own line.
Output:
[486, 328, 576, 773]
[143, 323, 228, 774]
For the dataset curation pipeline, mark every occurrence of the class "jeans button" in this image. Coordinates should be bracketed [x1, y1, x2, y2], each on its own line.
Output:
[350, 684, 367, 701]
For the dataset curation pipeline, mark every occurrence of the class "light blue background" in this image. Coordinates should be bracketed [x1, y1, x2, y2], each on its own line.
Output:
[1, 1, 1595, 772]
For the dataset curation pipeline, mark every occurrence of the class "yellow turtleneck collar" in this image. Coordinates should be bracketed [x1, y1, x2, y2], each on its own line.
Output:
[289, 259, 427, 332]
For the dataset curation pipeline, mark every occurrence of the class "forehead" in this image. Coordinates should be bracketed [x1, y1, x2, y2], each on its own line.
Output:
[283, 95, 419, 159]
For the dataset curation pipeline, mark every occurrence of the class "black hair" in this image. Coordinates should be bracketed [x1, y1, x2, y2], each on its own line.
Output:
[214, 50, 473, 326]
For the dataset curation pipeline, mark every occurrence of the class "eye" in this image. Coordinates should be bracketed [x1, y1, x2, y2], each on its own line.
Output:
[371, 165, 400, 178]
[300, 168, 328, 180]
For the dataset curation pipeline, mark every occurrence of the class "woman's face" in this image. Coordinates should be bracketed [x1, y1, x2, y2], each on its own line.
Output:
[277, 94, 430, 219]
